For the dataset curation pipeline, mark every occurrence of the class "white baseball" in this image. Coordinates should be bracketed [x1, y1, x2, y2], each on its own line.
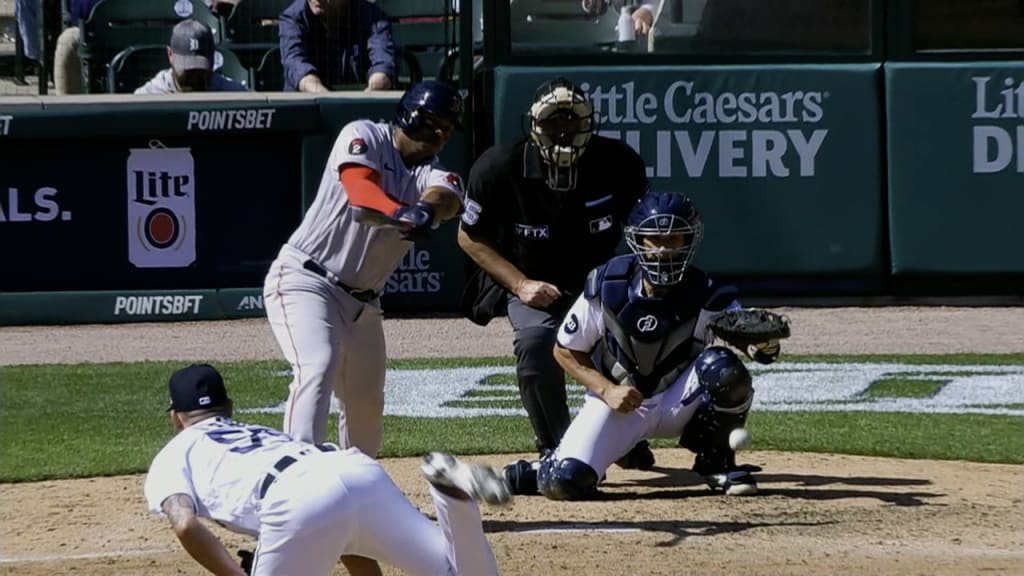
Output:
[729, 428, 752, 451]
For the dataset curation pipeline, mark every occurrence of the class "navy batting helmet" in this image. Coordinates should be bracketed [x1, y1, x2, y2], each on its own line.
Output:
[625, 191, 703, 287]
[396, 80, 464, 133]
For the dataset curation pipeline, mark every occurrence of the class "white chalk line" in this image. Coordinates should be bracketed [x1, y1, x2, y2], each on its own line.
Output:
[0, 546, 177, 564]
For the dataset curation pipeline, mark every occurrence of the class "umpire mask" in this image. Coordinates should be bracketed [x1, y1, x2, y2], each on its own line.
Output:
[528, 78, 595, 191]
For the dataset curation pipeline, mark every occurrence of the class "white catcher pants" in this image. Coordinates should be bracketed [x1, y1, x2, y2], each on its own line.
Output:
[554, 364, 704, 477]
[253, 448, 499, 576]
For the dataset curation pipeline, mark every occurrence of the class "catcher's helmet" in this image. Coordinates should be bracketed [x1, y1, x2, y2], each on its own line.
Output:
[396, 80, 464, 133]
[527, 77, 595, 191]
[625, 191, 704, 287]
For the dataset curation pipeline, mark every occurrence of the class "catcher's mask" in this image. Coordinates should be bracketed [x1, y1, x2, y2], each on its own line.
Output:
[527, 77, 595, 191]
[396, 80, 464, 144]
[625, 191, 703, 287]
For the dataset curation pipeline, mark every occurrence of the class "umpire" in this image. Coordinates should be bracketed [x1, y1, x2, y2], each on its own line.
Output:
[458, 77, 653, 466]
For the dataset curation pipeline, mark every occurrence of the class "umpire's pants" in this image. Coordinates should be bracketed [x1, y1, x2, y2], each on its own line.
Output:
[507, 296, 573, 453]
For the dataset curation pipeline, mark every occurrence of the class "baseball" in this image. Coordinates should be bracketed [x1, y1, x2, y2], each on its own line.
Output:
[729, 428, 752, 451]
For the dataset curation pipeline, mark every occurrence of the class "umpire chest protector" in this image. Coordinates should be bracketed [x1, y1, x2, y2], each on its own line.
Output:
[585, 255, 735, 398]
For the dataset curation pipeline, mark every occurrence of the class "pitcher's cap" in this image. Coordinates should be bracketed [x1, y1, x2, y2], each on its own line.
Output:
[167, 364, 229, 412]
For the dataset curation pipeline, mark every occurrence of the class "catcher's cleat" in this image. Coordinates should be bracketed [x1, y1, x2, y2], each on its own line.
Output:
[693, 451, 761, 496]
[614, 439, 656, 470]
[503, 459, 540, 495]
[702, 469, 759, 496]
[421, 452, 512, 505]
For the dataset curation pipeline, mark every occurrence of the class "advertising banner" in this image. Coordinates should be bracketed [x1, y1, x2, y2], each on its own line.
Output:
[0, 135, 301, 292]
[493, 65, 885, 278]
[886, 62, 1024, 274]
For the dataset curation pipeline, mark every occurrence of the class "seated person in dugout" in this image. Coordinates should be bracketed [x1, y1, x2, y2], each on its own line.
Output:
[279, 0, 396, 92]
[135, 19, 248, 94]
[503, 191, 781, 499]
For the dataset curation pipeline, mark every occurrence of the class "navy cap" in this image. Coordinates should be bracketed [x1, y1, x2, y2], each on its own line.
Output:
[169, 19, 215, 72]
[167, 364, 229, 412]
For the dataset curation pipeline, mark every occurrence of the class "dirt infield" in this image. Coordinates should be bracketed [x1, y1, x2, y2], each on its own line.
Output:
[1, 308, 1023, 575]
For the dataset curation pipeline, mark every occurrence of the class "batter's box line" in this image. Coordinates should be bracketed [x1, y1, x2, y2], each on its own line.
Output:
[0, 546, 177, 564]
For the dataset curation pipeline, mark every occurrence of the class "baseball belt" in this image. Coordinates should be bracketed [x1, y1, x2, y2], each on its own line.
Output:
[258, 443, 338, 500]
[302, 260, 380, 303]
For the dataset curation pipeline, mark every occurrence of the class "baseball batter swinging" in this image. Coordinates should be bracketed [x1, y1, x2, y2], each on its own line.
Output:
[263, 80, 465, 455]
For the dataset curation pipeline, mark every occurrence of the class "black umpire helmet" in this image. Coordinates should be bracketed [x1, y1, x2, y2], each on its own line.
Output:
[395, 80, 464, 133]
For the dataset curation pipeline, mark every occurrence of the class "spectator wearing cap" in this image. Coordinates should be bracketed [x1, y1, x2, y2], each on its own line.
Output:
[134, 19, 248, 94]
[278, 0, 395, 93]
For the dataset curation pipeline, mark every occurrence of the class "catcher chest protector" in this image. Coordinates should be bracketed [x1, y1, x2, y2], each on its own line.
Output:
[584, 255, 736, 398]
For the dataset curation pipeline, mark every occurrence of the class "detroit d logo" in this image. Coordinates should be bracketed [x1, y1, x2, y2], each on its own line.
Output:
[637, 315, 658, 332]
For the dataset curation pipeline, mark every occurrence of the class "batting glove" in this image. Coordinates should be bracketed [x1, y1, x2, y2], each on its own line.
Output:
[393, 202, 435, 241]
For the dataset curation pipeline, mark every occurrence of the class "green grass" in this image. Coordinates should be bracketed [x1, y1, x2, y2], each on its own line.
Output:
[1, 355, 1023, 483]
[864, 378, 946, 398]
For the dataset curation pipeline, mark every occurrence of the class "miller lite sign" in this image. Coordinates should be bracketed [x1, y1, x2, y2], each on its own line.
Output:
[127, 144, 196, 268]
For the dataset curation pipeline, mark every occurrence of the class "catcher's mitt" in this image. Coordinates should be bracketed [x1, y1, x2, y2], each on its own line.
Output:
[706, 308, 791, 351]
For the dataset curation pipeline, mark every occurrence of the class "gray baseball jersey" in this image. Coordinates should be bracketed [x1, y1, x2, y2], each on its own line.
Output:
[286, 120, 463, 292]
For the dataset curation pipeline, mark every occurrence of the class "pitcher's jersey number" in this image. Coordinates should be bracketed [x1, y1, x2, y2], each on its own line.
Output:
[206, 423, 286, 454]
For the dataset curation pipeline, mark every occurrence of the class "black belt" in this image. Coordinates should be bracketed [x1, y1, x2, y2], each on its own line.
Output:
[302, 260, 379, 303]
[258, 443, 337, 500]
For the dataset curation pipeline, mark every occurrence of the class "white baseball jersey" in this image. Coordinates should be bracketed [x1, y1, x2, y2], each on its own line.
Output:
[285, 120, 464, 292]
[144, 417, 298, 535]
[145, 417, 501, 576]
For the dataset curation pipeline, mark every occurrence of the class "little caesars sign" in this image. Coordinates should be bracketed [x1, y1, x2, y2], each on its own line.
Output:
[972, 75, 1024, 174]
[583, 80, 828, 179]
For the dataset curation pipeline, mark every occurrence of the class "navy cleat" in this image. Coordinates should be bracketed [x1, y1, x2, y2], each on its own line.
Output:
[503, 459, 540, 495]
[693, 451, 761, 496]
[614, 439, 656, 470]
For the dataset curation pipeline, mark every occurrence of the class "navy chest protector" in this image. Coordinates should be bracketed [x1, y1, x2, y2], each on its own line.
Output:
[585, 256, 735, 397]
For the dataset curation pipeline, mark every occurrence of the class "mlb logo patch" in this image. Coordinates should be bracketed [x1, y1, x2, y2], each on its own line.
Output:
[589, 215, 613, 234]
[348, 138, 368, 155]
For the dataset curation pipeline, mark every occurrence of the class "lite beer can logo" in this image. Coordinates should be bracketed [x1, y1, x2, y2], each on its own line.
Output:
[127, 146, 196, 268]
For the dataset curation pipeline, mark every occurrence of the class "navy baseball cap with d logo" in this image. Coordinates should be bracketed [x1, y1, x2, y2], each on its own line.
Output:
[167, 364, 229, 412]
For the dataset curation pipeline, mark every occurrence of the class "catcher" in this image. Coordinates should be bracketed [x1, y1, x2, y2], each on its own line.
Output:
[504, 191, 790, 499]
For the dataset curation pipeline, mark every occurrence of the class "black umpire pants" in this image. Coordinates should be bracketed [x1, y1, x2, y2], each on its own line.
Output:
[507, 295, 574, 454]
